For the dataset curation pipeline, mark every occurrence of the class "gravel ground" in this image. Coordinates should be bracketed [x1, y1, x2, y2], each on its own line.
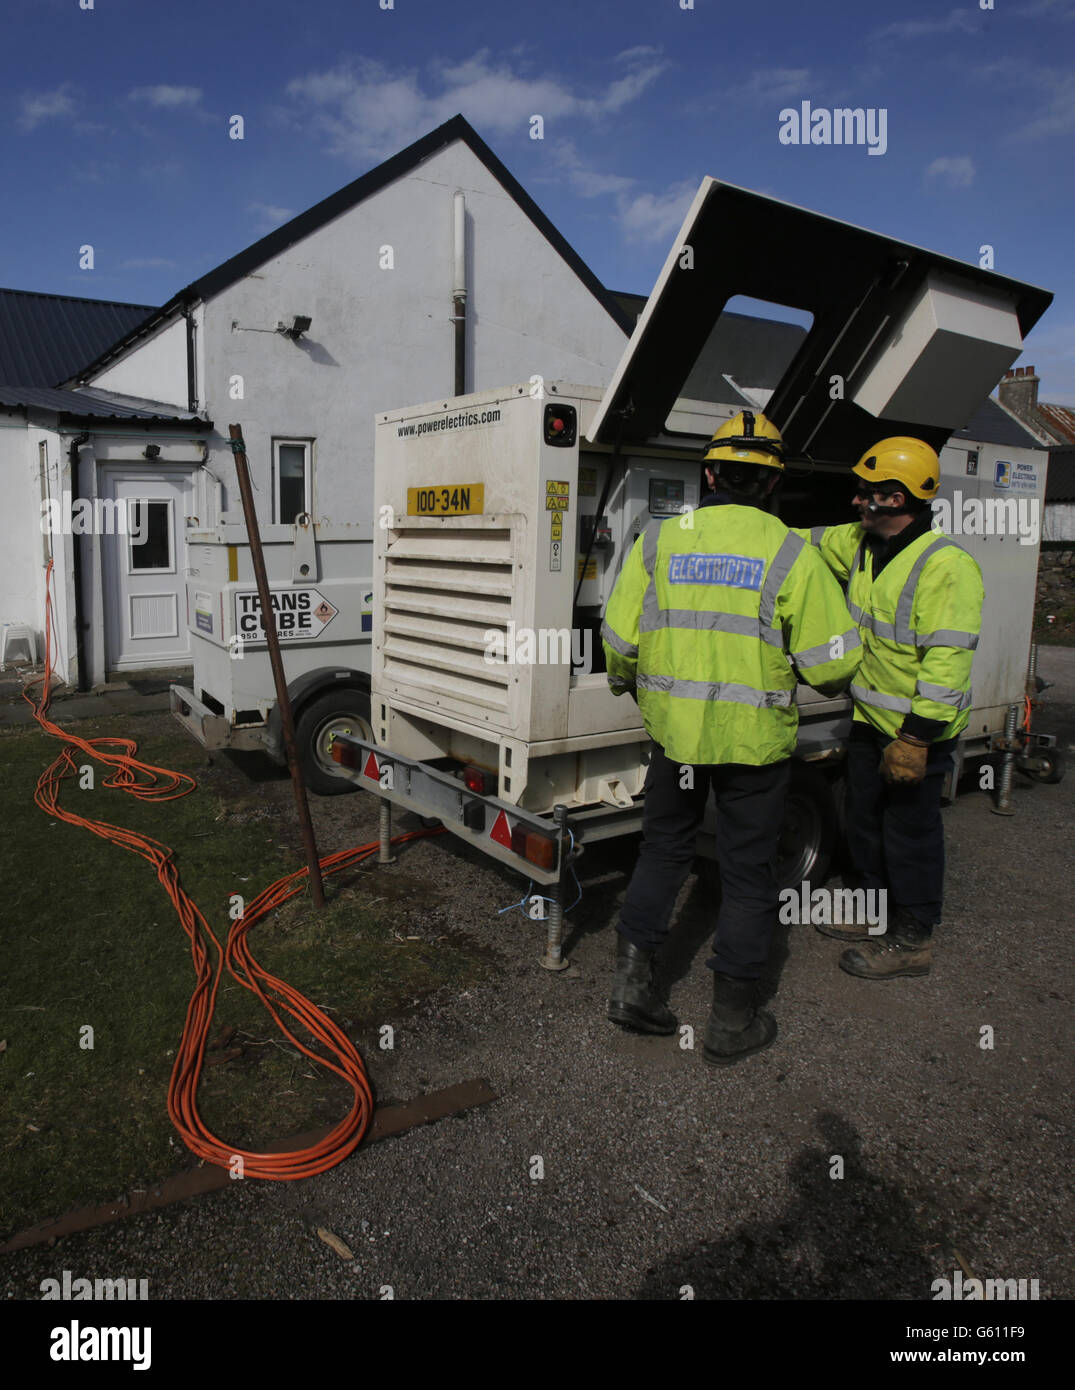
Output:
[3, 651, 1073, 1303]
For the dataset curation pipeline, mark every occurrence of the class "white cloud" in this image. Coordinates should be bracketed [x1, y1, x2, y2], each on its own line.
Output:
[285, 48, 668, 162]
[18, 83, 77, 131]
[871, 7, 980, 41]
[129, 85, 204, 108]
[976, 60, 1075, 141]
[548, 142, 696, 245]
[1015, 0, 1075, 18]
[1011, 69, 1075, 140]
[249, 202, 297, 233]
[924, 155, 976, 188]
[731, 68, 812, 104]
[616, 180, 698, 245]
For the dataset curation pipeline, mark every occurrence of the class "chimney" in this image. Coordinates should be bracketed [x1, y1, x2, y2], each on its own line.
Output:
[998, 363, 1040, 421]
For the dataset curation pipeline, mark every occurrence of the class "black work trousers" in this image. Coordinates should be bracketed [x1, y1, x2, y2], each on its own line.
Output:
[844, 722, 955, 938]
[617, 746, 791, 979]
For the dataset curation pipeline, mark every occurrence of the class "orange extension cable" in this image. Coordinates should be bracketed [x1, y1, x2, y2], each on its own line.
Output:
[24, 560, 437, 1179]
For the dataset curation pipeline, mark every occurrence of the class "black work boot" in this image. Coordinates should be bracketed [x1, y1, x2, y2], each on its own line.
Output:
[607, 937, 677, 1035]
[702, 972, 777, 1066]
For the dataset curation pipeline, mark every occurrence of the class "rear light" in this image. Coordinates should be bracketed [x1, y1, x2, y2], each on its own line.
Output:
[463, 764, 495, 794]
[330, 737, 357, 768]
[511, 826, 557, 870]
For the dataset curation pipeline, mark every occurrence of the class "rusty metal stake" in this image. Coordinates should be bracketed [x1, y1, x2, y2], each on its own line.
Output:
[229, 424, 326, 907]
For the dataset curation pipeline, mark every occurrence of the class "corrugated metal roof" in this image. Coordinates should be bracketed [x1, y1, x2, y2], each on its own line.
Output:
[1038, 402, 1075, 446]
[0, 383, 206, 422]
[0, 288, 157, 388]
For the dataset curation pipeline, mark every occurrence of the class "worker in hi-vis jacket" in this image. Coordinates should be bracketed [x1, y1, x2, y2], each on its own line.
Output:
[797, 438, 984, 980]
[601, 411, 862, 1065]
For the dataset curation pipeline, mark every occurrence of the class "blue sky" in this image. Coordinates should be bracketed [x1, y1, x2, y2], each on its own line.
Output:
[3, 0, 1073, 400]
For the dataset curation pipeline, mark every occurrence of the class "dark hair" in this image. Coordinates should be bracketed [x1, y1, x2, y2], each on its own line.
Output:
[710, 459, 775, 499]
[872, 479, 929, 512]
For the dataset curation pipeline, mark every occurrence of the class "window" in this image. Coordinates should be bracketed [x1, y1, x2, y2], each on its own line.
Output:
[272, 439, 313, 523]
[128, 499, 174, 571]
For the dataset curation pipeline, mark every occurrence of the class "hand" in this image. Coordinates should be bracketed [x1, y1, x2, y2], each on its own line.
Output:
[881, 734, 928, 785]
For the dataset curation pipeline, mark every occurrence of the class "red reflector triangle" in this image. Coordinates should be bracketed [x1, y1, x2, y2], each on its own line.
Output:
[363, 751, 380, 781]
[489, 810, 513, 848]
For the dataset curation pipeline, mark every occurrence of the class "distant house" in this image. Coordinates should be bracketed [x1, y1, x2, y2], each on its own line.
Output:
[996, 366, 1075, 539]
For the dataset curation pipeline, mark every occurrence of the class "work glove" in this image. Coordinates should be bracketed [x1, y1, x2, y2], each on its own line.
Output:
[881, 732, 929, 785]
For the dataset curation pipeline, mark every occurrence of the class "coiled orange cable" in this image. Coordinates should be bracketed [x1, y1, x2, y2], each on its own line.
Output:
[24, 560, 438, 1178]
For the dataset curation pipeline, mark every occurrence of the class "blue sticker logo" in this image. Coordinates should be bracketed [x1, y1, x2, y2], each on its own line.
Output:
[668, 553, 765, 590]
[994, 460, 1011, 490]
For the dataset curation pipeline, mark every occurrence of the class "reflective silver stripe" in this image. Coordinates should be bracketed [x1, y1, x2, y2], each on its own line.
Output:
[759, 531, 805, 628]
[639, 607, 783, 646]
[850, 683, 912, 713]
[917, 628, 979, 650]
[915, 680, 972, 709]
[849, 607, 898, 640]
[894, 536, 957, 644]
[809, 525, 827, 546]
[637, 673, 794, 708]
[792, 627, 862, 669]
[600, 619, 638, 659]
[640, 520, 663, 631]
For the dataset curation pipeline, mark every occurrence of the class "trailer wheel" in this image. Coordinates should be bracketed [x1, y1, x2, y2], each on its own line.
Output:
[774, 764, 840, 891]
[295, 690, 374, 796]
[1018, 748, 1065, 785]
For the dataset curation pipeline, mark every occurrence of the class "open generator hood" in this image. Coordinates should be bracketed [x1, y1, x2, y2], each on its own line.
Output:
[588, 179, 1052, 466]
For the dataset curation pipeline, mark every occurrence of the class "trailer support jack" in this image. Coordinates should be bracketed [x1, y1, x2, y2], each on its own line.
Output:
[540, 805, 571, 972]
[378, 799, 397, 864]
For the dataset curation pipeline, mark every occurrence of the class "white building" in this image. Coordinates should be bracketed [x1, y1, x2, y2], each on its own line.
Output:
[2, 116, 631, 688]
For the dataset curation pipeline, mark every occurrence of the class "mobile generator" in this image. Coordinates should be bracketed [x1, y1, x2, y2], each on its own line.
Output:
[173, 180, 1057, 966]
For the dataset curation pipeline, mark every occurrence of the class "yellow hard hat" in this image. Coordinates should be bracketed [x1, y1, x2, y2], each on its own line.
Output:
[853, 437, 940, 500]
[703, 410, 785, 471]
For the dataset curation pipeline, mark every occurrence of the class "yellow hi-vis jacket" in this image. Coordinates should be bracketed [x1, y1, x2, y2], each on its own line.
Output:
[601, 504, 863, 766]
[799, 522, 984, 742]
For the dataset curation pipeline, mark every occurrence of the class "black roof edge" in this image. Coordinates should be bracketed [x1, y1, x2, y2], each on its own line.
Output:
[0, 285, 157, 312]
[70, 115, 635, 383]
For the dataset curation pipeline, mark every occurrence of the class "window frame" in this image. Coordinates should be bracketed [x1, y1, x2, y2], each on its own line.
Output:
[271, 437, 314, 525]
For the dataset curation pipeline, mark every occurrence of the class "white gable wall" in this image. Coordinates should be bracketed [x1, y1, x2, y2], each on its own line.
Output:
[197, 139, 627, 528]
[88, 314, 189, 408]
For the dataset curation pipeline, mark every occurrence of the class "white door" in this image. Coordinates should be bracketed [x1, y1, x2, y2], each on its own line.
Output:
[102, 468, 193, 669]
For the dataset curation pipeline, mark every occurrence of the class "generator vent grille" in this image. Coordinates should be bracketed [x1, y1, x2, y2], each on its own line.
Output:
[381, 525, 516, 713]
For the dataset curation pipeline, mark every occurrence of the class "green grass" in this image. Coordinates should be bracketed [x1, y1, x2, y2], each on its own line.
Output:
[0, 713, 483, 1237]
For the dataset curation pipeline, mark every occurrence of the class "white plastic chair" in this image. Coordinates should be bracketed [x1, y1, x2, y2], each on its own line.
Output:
[0, 623, 38, 670]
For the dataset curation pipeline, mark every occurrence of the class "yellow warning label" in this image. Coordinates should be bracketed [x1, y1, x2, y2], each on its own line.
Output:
[577, 557, 597, 582]
[551, 522, 562, 540]
[545, 480, 570, 509]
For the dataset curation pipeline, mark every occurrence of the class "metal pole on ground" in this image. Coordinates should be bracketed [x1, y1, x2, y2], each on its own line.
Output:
[229, 423, 326, 908]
